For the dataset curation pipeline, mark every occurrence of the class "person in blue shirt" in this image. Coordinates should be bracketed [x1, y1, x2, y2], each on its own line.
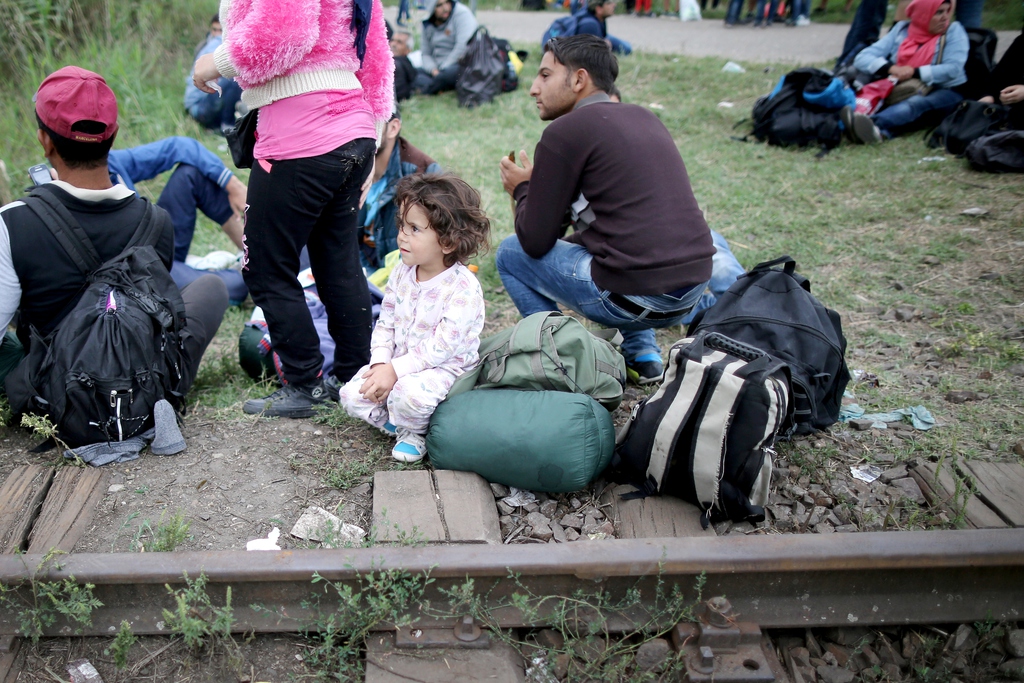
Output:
[183, 15, 244, 135]
[576, 0, 632, 56]
[847, 0, 967, 142]
[108, 137, 248, 303]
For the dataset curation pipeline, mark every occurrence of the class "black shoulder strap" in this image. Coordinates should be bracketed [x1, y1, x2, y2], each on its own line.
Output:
[124, 199, 158, 250]
[23, 188, 103, 274]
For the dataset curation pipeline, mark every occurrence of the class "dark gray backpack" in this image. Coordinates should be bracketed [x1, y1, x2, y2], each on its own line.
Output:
[5, 190, 187, 447]
[689, 256, 850, 434]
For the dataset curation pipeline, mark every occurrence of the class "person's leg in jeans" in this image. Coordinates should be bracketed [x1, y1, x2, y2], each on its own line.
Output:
[872, 89, 963, 137]
[608, 36, 633, 55]
[495, 235, 705, 382]
[218, 79, 243, 129]
[836, 0, 888, 67]
[422, 64, 461, 95]
[170, 260, 247, 306]
[954, 0, 982, 28]
[725, 0, 745, 24]
[177, 274, 230, 393]
[243, 140, 375, 393]
[157, 164, 248, 303]
[681, 230, 746, 325]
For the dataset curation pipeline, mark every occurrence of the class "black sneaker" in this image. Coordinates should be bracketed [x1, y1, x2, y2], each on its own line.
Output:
[839, 105, 857, 143]
[243, 380, 327, 418]
[626, 359, 665, 385]
[324, 374, 342, 402]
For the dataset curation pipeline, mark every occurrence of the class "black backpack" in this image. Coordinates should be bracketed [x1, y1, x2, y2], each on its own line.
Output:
[457, 27, 504, 108]
[750, 68, 844, 151]
[928, 99, 1010, 156]
[5, 190, 188, 448]
[689, 256, 850, 434]
[492, 37, 520, 93]
[612, 332, 792, 527]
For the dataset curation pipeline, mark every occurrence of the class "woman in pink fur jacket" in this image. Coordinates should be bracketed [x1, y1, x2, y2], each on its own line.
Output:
[193, 0, 395, 418]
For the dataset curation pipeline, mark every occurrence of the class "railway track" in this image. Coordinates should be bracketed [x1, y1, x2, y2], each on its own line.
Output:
[2, 529, 1021, 637]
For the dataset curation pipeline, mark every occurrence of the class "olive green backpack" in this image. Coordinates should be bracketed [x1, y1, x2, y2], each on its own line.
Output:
[447, 311, 627, 411]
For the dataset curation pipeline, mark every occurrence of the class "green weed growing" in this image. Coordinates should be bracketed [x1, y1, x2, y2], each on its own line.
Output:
[162, 572, 235, 651]
[0, 550, 103, 643]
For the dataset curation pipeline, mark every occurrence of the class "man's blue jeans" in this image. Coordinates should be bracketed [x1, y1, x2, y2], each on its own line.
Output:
[495, 236, 708, 362]
[608, 35, 632, 55]
[681, 230, 746, 325]
[187, 78, 243, 130]
[836, 0, 887, 67]
[872, 89, 963, 137]
[157, 163, 247, 304]
[724, 0, 746, 23]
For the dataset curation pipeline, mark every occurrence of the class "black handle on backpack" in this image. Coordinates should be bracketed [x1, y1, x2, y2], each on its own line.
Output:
[703, 332, 766, 363]
[750, 255, 796, 275]
[749, 254, 812, 292]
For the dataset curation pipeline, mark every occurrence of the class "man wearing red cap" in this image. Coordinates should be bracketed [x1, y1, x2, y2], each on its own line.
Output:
[0, 66, 229, 401]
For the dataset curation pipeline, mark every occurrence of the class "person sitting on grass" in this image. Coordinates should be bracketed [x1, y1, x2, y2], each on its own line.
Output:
[359, 102, 442, 272]
[497, 35, 714, 385]
[576, 0, 633, 55]
[337, 173, 489, 463]
[415, 0, 478, 95]
[184, 14, 244, 135]
[0, 66, 229, 403]
[108, 137, 249, 304]
[844, 0, 967, 143]
[979, 29, 1024, 130]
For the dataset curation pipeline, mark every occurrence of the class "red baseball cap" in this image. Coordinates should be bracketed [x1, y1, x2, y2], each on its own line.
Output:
[34, 66, 119, 143]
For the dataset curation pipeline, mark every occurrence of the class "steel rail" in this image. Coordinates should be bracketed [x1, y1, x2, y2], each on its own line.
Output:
[1, 529, 1021, 637]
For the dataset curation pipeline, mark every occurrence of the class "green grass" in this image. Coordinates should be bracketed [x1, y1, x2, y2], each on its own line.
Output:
[1, 1, 1021, 468]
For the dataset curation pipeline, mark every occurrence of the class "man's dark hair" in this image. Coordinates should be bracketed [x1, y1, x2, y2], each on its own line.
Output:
[543, 35, 618, 94]
[35, 114, 113, 169]
[211, 13, 220, 24]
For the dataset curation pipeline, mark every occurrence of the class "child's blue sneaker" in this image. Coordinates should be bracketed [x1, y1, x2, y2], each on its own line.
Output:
[380, 421, 397, 437]
[392, 430, 427, 463]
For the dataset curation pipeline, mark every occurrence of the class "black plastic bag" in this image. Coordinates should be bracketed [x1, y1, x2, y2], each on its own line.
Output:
[927, 100, 1009, 156]
[966, 130, 1024, 173]
[457, 27, 503, 109]
[226, 108, 258, 169]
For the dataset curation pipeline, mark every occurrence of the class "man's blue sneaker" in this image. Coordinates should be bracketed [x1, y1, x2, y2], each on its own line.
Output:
[626, 357, 665, 385]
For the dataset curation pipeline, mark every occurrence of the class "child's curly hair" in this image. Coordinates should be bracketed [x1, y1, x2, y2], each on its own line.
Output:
[393, 172, 490, 269]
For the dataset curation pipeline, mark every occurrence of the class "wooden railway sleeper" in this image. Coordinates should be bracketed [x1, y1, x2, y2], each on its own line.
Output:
[673, 597, 776, 683]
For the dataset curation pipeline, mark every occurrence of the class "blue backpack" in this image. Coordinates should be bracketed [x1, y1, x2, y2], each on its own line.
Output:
[541, 11, 583, 47]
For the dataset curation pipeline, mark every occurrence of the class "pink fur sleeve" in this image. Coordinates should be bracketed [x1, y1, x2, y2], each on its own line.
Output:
[226, 0, 322, 86]
[356, 0, 396, 124]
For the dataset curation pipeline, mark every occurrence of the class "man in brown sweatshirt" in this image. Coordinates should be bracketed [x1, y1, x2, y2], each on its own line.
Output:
[497, 34, 713, 384]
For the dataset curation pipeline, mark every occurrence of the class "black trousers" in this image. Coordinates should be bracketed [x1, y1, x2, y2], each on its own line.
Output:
[243, 138, 376, 386]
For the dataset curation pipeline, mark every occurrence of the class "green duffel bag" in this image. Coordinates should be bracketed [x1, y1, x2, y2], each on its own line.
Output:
[427, 389, 615, 493]
[447, 311, 627, 411]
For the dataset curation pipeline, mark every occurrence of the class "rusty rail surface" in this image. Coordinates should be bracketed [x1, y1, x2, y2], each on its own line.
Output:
[1, 529, 1022, 638]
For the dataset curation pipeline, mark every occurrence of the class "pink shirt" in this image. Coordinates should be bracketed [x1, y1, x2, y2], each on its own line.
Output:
[253, 90, 376, 161]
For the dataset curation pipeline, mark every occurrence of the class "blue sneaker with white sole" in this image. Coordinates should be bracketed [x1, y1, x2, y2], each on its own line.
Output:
[392, 429, 427, 463]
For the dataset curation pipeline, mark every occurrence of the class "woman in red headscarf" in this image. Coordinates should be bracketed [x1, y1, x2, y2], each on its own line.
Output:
[846, 0, 968, 142]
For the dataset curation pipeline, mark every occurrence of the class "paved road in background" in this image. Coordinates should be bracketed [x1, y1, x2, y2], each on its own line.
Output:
[387, 7, 1017, 64]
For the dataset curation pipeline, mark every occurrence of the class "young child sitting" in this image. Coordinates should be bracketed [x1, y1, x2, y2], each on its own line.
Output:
[338, 173, 490, 462]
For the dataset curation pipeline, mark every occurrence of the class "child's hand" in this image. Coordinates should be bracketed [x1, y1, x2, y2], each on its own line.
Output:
[359, 363, 398, 404]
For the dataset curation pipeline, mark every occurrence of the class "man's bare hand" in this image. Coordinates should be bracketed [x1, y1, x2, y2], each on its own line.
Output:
[359, 363, 398, 404]
[499, 150, 533, 197]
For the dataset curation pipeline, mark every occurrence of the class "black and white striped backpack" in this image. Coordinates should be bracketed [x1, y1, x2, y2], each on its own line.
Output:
[611, 332, 793, 528]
